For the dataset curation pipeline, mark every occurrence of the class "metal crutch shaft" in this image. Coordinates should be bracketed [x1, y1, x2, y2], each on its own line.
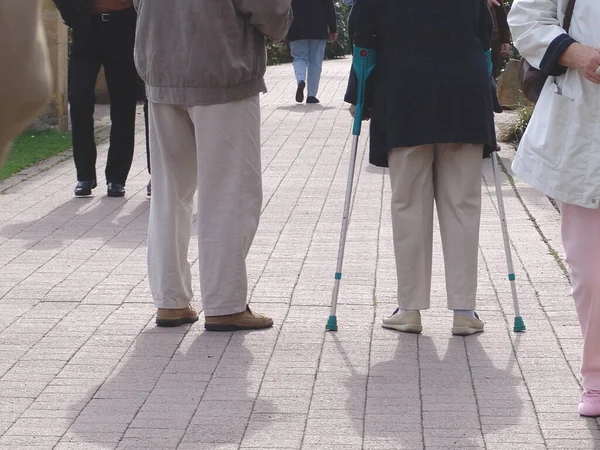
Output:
[491, 152, 526, 332]
[327, 134, 360, 330]
[326, 46, 376, 331]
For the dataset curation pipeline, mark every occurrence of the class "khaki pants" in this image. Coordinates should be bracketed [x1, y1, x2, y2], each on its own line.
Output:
[388, 143, 483, 311]
[148, 96, 262, 316]
[0, 0, 51, 164]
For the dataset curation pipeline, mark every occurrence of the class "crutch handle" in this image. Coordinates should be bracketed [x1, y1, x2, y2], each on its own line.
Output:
[352, 46, 376, 136]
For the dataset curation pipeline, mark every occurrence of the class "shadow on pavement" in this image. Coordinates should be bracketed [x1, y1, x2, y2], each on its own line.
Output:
[276, 105, 337, 113]
[0, 196, 149, 251]
[60, 328, 274, 449]
[332, 332, 526, 448]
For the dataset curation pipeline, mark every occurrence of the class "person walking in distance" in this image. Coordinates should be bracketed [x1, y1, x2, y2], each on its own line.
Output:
[134, 0, 292, 329]
[53, 0, 139, 198]
[288, 0, 338, 104]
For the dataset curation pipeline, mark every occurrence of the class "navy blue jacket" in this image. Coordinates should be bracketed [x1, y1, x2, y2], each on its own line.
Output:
[287, 0, 337, 41]
[345, 0, 497, 167]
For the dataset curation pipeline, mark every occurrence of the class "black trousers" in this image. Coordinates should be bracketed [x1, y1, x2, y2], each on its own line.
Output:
[69, 8, 138, 185]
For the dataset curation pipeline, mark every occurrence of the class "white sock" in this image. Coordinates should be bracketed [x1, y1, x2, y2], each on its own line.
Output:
[454, 310, 476, 318]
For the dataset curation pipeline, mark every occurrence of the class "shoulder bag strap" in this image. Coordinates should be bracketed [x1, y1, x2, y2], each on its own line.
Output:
[563, 0, 577, 33]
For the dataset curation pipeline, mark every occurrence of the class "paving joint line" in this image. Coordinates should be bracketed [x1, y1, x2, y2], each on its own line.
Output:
[2, 303, 124, 443]
[175, 333, 234, 449]
[361, 165, 386, 450]
[496, 156, 570, 283]
[51, 312, 155, 449]
[249, 104, 349, 301]
[289, 103, 365, 449]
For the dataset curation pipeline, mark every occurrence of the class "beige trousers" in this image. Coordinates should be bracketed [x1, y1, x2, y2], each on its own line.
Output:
[147, 96, 262, 316]
[388, 143, 483, 311]
[0, 0, 51, 165]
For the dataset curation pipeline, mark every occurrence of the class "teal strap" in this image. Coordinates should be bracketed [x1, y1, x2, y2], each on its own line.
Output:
[484, 49, 493, 77]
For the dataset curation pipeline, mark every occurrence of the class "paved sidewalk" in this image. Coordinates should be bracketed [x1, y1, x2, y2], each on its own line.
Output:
[0, 59, 597, 449]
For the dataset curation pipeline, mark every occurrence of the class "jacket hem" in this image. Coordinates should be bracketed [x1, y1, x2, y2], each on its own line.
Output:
[512, 154, 600, 210]
[145, 79, 267, 106]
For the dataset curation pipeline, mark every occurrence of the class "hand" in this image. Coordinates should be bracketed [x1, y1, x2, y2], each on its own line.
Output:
[329, 33, 337, 42]
[558, 43, 600, 84]
[349, 105, 371, 121]
[501, 43, 511, 58]
[488, 0, 501, 6]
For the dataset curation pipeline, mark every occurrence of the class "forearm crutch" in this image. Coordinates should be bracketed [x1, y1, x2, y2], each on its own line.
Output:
[326, 46, 376, 331]
[491, 151, 526, 332]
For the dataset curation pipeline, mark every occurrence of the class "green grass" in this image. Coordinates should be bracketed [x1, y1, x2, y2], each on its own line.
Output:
[499, 105, 534, 144]
[1, 129, 72, 182]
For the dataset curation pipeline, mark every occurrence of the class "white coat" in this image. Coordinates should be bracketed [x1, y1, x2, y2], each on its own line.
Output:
[508, 0, 600, 209]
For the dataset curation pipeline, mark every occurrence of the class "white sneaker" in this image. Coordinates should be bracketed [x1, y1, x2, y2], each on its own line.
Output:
[579, 390, 600, 417]
[382, 309, 422, 334]
[452, 313, 484, 336]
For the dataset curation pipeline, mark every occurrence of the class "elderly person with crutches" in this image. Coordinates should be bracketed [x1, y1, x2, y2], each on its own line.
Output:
[509, 0, 600, 417]
[0, 0, 52, 166]
[344, 0, 496, 336]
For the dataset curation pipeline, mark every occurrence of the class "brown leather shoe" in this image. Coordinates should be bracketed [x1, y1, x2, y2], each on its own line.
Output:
[205, 306, 273, 331]
[156, 306, 199, 327]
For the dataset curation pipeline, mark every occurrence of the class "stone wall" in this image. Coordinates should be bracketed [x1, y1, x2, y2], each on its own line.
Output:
[40, 0, 69, 131]
[497, 59, 532, 110]
[37, 1, 110, 132]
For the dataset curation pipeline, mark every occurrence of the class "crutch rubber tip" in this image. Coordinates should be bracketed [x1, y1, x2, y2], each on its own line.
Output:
[326, 316, 338, 331]
[513, 316, 526, 332]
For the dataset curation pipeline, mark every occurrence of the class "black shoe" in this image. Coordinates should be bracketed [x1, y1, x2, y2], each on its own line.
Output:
[107, 182, 125, 198]
[306, 96, 320, 104]
[146, 180, 151, 197]
[74, 180, 97, 197]
[295, 80, 306, 103]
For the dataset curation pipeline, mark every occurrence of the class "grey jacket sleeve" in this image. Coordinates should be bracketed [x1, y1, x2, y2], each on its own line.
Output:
[232, 0, 293, 41]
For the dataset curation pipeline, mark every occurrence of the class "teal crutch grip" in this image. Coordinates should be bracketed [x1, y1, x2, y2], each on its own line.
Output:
[352, 46, 376, 136]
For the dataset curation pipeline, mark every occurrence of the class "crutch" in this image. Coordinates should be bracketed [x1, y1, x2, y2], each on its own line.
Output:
[491, 151, 526, 332]
[326, 46, 376, 332]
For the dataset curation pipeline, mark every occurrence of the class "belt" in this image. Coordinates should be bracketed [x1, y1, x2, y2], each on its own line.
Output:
[91, 7, 135, 25]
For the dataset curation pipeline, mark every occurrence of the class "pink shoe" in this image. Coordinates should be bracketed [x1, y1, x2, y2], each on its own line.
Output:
[578, 390, 600, 417]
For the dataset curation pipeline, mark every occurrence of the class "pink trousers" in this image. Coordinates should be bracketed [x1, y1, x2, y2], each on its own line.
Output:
[561, 203, 600, 391]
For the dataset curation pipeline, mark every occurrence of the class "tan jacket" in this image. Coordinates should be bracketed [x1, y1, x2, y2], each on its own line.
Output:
[133, 0, 292, 106]
[0, 0, 52, 166]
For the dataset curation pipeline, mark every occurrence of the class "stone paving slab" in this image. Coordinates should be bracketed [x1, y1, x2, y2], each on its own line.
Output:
[0, 59, 598, 449]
